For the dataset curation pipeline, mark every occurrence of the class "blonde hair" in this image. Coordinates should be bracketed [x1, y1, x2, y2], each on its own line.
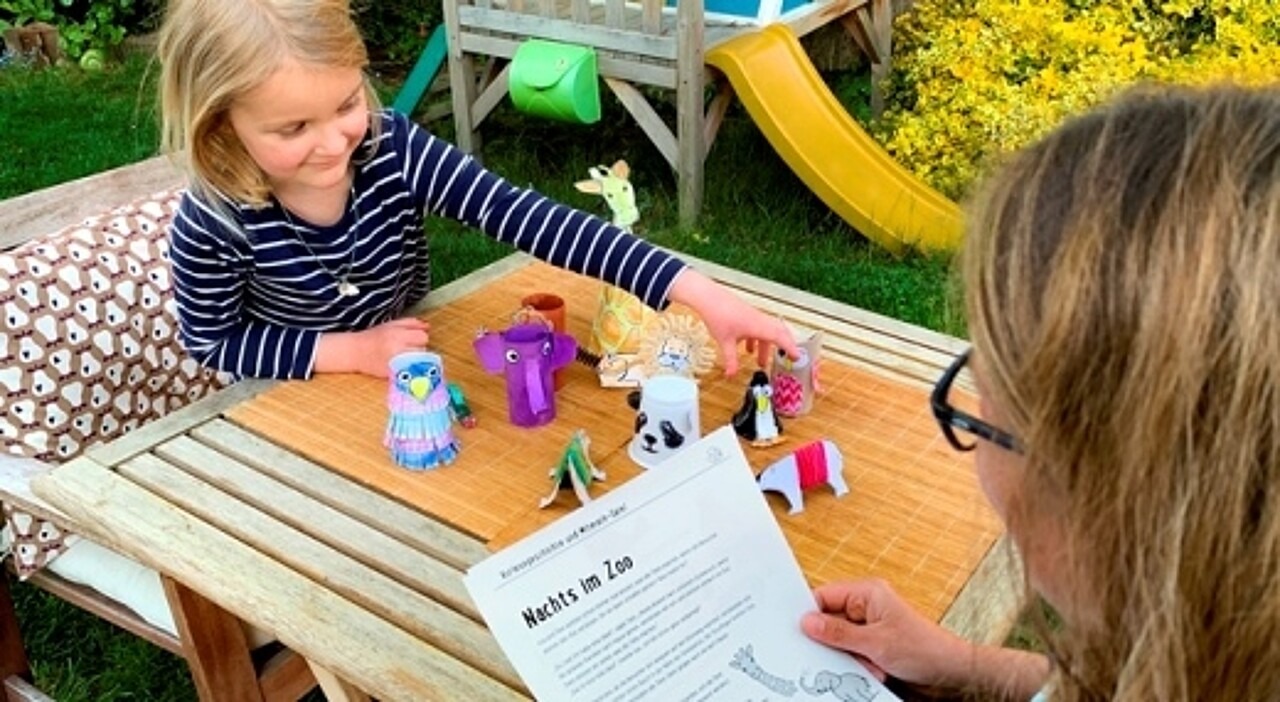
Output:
[156, 0, 381, 206]
[964, 84, 1280, 700]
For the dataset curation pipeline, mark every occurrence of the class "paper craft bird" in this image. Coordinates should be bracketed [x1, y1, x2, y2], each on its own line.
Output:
[732, 370, 784, 448]
[384, 352, 466, 470]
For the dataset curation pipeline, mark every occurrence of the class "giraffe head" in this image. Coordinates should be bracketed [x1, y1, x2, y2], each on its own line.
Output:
[575, 159, 639, 231]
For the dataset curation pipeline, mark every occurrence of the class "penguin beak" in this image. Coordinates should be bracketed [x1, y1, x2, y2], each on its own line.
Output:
[756, 395, 768, 413]
[410, 377, 430, 400]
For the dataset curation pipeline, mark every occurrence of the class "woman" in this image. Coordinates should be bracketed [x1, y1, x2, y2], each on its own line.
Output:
[803, 85, 1280, 700]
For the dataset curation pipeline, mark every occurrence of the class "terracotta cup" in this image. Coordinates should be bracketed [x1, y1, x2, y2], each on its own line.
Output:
[519, 293, 568, 388]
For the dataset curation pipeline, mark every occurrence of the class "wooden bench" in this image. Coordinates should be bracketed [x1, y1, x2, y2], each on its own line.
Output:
[0, 157, 316, 702]
[0, 156, 181, 251]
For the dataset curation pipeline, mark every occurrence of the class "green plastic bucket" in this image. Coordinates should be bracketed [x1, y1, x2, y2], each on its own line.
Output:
[509, 39, 601, 124]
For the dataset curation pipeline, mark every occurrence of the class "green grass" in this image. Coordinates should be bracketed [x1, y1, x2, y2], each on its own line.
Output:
[0, 53, 162, 199]
[7, 581, 197, 700]
[1, 51, 964, 700]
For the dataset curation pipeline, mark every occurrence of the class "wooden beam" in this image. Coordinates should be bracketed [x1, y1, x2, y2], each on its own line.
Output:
[257, 649, 317, 702]
[841, 8, 880, 65]
[641, 0, 662, 35]
[0, 572, 30, 686]
[0, 156, 181, 251]
[604, 0, 625, 28]
[703, 78, 734, 157]
[604, 78, 678, 170]
[870, 0, 893, 116]
[164, 577, 265, 702]
[675, 0, 706, 225]
[458, 7, 677, 60]
[444, 0, 483, 155]
[470, 63, 512, 128]
[779, 0, 870, 42]
[3, 676, 55, 702]
[308, 663, 372, 702]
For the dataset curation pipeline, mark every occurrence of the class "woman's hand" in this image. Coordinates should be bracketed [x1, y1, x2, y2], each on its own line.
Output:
[803, 578, 971, 686]
[668, 269, 799, 376]
[802, 579, 1050, 700]
[315, 317, 430, 377]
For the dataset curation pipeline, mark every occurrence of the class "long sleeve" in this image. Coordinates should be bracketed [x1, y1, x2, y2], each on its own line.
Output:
[168, 195, 322, 379]
[397, 117, 687, 310]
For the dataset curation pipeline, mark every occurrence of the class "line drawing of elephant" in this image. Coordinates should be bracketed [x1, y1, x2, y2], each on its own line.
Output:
[799, 670, 876, 701]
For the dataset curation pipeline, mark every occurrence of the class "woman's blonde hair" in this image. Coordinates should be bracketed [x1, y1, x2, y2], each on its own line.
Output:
[156, 0, 381, 206]
[965, 84, 1280, 700]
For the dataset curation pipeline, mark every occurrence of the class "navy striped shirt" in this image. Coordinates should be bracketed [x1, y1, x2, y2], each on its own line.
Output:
[168, 110, 687, 379]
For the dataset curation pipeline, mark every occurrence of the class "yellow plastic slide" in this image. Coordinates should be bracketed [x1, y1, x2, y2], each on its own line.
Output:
[706, 24, 964, 253]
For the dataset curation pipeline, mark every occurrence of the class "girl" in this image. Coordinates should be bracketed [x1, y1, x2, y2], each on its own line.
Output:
[802, 85, 1280, 700]
[156, 0, 797, 379]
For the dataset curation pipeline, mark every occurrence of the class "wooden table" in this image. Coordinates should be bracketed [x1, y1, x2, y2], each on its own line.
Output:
[32, 253, 1018, 701]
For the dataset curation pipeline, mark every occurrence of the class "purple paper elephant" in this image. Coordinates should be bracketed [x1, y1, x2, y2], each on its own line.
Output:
[474, 323, 577, 427]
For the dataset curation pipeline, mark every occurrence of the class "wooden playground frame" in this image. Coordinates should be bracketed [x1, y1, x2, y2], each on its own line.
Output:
[441, 0, 894, 224]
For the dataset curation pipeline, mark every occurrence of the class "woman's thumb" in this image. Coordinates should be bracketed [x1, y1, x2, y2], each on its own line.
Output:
[802, 612, 870, 654]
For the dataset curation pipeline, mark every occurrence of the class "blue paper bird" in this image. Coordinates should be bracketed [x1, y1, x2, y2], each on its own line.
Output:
[384, 352, 462, 470]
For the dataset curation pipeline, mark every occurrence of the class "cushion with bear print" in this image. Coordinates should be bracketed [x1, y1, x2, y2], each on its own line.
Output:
[0, 188, 233, 578]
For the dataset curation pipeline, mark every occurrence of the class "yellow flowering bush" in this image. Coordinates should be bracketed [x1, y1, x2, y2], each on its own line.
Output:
[879, 0, 1280, 199]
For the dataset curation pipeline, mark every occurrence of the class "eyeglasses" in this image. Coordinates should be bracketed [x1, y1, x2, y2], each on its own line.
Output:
[931, 349, 1023, 454]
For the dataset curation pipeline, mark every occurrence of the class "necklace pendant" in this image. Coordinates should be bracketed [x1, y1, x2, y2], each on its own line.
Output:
[337, 280, 360, 298]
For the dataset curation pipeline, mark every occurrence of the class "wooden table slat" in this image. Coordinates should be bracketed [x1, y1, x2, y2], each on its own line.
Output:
[150, 435, 478, 618]
[0, 156, 181, 251]
[192, 419, 490, 569]
[117, 450, 524, 691]
[31, 459, 526, 701]
[85, 380, 274, 467]
[718, 281, 969, 392]
[681, 252, 967, 354]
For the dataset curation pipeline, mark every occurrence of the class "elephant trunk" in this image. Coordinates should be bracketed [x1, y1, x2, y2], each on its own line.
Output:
[524, 361, 547, 413]
[799, 674, 823, 696]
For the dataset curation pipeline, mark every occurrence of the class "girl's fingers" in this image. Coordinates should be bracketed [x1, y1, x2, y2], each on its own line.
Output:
[720, 340, 741, 376]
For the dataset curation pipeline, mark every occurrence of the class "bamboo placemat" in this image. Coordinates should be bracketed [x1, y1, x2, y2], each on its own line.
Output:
[226, 262, 1000, 621]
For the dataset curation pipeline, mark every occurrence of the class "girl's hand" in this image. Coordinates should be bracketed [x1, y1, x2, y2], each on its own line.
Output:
[315, 317, 430, 377]
[668, 269, 799, 376]
[802, 579, 1050, 700]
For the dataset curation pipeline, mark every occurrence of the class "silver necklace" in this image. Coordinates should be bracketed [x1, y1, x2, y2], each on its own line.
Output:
[279, 185, 361, 298]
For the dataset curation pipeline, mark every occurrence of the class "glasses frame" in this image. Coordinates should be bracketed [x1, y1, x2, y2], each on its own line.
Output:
[930, 349, 1023, 454]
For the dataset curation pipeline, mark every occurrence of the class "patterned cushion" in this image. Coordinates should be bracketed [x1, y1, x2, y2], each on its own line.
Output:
[2, 500, 76, 576]
[0, 188, 233, 578]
